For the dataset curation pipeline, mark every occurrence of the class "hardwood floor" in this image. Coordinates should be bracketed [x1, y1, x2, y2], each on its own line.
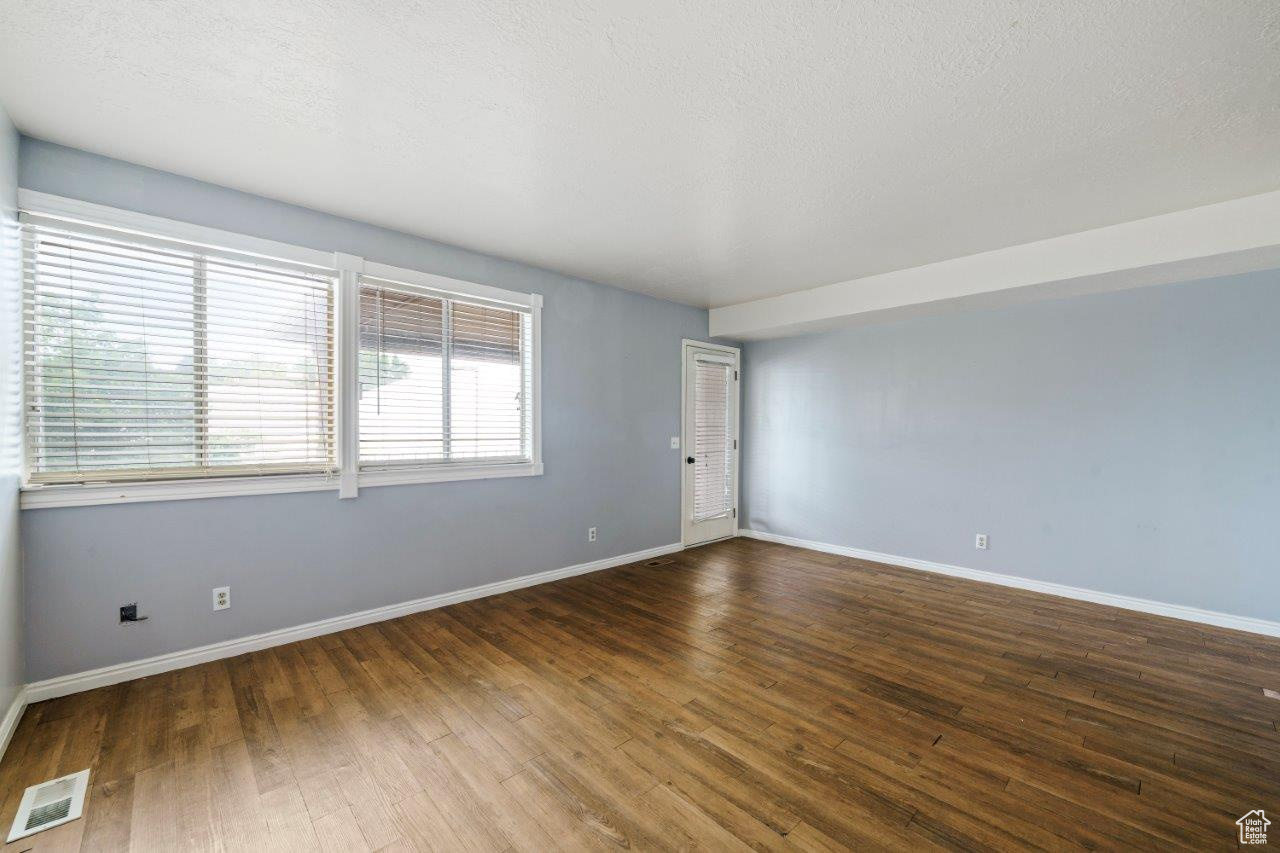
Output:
[2, 537, 1278, 851]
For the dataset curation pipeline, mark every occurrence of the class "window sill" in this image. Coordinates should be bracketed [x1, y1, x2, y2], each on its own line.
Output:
[20, 461, 545, 509]
[20, 473, 340, 509]
[357, 461, 543, 490]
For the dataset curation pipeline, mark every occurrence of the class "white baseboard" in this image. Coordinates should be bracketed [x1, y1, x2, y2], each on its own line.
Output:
[0, 687, 28, 762]
[740, 529, 1280, 638]
[25, 542, 682, 703]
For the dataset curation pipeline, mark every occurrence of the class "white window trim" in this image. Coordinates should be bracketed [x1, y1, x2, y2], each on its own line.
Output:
[361, 259, 540, 309]
[339, 257, 543, 499]
[20, 473, 341, 509]
[360, 461, 544, 489]
[16, 190, 333, 269]
[17, 192, 544, 509]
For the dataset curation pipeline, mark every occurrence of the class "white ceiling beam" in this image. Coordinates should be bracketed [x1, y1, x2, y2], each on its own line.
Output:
[710, 190, 1280, 340]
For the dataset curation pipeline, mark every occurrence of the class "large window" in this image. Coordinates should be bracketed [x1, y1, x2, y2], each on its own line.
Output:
[22, 215, 335, 483]
[358, 277, 533, 469]
[18, 194, 542, 507]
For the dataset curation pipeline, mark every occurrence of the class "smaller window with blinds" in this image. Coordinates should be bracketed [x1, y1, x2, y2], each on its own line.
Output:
[358, 276, 534, 470]
[22, 215, 337, 484]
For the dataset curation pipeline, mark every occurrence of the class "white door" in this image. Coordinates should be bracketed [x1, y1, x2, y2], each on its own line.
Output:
[682, 342, 740, 546]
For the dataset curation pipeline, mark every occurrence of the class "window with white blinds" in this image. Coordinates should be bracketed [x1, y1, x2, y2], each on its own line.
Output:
[358, 276, 533, 469]
[22, 215, 336, 484]
[693, 358, 733, 520]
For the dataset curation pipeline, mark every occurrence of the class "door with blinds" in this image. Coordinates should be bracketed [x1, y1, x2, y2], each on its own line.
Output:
[682, 342, 739, 546]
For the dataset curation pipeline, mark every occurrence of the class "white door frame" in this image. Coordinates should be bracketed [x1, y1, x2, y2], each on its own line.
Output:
[680, 339, 741, 546]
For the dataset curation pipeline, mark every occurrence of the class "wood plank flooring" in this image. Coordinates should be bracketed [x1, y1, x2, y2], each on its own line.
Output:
[2, 537, 1278, 851]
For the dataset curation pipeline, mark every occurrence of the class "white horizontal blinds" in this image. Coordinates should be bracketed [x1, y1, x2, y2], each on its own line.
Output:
[358, 283, 445, 465]
[693, 358, 732, 520]
[22, 215, 336, 483]
[358, 276, 532, 468]
[449, 301, 531, 461]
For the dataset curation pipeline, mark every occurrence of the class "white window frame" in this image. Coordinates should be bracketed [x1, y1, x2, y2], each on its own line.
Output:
[340, 258, 543, 498]
[17, 191, 543, 509]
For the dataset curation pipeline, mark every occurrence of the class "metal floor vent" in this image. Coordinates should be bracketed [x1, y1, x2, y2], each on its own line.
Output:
[7, 769, 90, 843]
[645, 558, 675, 567]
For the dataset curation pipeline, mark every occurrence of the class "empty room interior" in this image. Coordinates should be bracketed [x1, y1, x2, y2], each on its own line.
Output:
[0, 2, 1278, 850]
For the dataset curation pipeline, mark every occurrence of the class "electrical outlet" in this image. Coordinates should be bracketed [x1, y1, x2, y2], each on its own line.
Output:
[975, 534, 989, 550]
[588, 527, 597, 543]
[670, 436, 680, 449]
[212, 586, 231, 611]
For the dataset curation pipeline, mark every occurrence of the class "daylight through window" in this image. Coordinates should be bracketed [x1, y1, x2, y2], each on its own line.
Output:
[357, 277, 533, 469]
[22, 216, 336, 483]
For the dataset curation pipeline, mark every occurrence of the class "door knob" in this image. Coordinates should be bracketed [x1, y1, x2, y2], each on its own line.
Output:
[686, 456, 695, 464]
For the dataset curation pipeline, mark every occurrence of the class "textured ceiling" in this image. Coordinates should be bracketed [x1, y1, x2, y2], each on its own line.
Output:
[1, 1, 1277, 308]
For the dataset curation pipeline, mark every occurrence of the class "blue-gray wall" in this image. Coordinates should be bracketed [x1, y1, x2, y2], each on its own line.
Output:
[0, 108, 23, 719]
[742, 270, 1280, 623]
[19, 139, 716, 681]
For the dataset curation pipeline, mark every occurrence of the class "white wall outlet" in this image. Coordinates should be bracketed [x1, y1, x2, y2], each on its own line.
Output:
[975, 534, 989, 550]
[212, 586, 230, 611]
[588, 527, 597, 542]
[670, 436, 680, 449]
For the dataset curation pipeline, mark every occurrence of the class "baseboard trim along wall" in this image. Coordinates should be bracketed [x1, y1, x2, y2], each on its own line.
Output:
[25, 542, 683, 703]
[740, 529, 1280, 639]
[0, 688, 28, 762]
